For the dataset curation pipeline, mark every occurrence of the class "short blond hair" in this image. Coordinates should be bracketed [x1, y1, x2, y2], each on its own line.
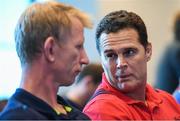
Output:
[46, 1, 93, 29]
[15, 1, 93, 66]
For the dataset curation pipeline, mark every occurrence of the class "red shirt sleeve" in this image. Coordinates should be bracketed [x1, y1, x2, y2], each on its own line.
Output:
[83, 96, 130, 120]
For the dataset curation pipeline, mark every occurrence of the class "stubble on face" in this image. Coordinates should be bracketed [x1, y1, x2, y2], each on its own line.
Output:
[99, 28, 150, 94]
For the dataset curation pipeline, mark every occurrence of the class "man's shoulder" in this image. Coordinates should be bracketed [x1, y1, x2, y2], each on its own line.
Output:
[0, 90, 47, 120]
[154, 88, 172, 97]
[90, 88, 126, 103]
[0, 102, 46, 120]
[153, 88, 180, 105]
[84, 89, 127, 112]
[83, 89, 129, 120]
[0, 105, 45, 120]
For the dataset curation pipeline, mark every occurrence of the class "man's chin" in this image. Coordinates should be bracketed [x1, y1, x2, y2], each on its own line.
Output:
[117, 82, 131, 92]
[60, 79, 75, 86]
[67, 80, 75, 86]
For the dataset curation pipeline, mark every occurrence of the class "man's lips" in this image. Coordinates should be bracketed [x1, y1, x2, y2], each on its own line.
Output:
[119, 74, 131, 78]
[76, 70, 81, 75]
[115, 74, 131, 81]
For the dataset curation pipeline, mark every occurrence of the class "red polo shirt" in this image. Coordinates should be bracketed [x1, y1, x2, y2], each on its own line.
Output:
[83, 73, 180, 120]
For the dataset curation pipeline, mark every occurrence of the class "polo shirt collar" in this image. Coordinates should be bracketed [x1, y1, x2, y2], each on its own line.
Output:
[99, 73, 162, 106]
[13, 88, 57, 115]
[12, 88, 73, 118]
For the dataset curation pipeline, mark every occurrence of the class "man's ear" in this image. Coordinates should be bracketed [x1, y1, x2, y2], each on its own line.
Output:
[145, 43, 152, 62]
[43, 37, 56, 62]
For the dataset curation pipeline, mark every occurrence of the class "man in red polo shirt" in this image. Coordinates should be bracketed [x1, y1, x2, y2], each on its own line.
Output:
[83, 10, 180, 120]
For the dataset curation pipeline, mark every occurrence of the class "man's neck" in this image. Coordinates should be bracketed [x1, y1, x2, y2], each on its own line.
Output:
[125, 88, 146, 102]
[20, 76, 58, 107]
[20, 63, 67, 114]
[125, 81, 147, 102]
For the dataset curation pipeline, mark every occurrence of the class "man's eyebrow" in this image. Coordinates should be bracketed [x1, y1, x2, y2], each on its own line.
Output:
[123, 47, 137, 50]
[104, 49, 114, 53]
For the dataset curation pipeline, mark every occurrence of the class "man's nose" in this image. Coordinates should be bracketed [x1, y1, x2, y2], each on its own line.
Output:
[80, 49, 89, 65]
[116, 56, 127, 69]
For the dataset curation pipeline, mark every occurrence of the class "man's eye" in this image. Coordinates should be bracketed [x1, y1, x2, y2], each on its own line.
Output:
[124, 49, 137, 57]
[106, 53, 117, 59]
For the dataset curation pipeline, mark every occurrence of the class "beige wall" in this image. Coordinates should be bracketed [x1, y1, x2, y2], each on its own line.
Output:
[94, 0, 180, 85]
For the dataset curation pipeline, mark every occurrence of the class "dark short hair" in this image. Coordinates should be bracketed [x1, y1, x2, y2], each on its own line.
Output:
[76, 63, 103, 85]
[0, 99, 8, 112]
[96, 10, 148, 54]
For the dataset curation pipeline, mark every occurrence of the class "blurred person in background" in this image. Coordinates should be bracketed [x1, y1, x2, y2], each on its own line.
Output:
[0, 1, 92, 120]
[64, 63, 103, 111]
[83, 10, 180, 120]
[155, 11, 180, 103]
[0, 99, 7, 112]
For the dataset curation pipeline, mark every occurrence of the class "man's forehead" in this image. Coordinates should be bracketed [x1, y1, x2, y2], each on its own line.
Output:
[99, 33, 109, 42]
[99, 32, 144, 54]
[100, 32, 139, 47]
[102, 42, 138, 52]
[99, 29, 139, 41]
